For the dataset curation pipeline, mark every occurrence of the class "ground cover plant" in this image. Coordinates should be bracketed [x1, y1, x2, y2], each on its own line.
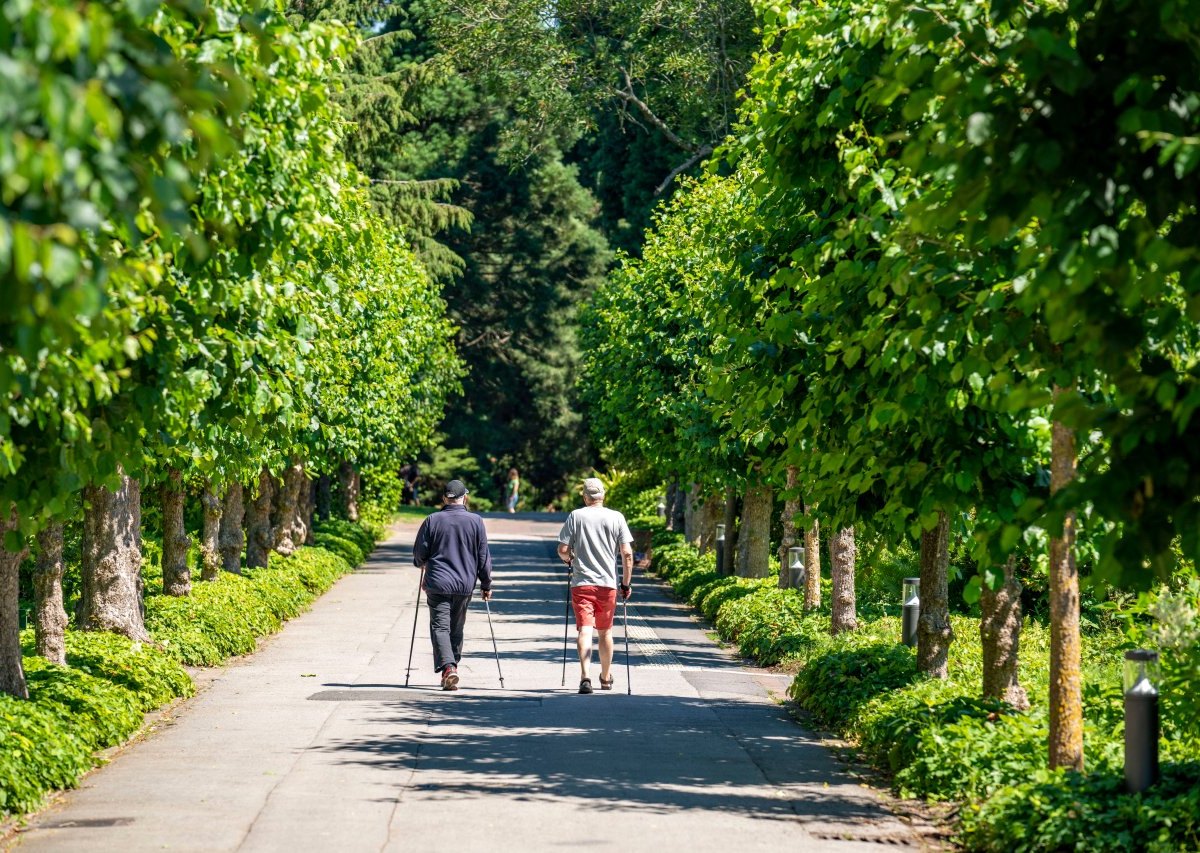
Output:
[1, 517, 381, 820]
[645, 530, 1200, 851]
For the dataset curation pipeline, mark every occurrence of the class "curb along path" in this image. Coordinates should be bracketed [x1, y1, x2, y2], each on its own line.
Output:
[11, 514, 932, 852]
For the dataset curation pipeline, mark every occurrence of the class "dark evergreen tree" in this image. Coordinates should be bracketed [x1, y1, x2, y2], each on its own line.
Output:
[292, 0, 611, 501]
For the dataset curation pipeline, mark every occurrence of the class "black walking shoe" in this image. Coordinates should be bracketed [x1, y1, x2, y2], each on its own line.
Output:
[579, 678, 593, 694]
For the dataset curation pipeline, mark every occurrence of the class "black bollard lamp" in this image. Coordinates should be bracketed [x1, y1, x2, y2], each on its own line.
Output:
[788, 546, 806, 590]
[715, 523, 726, 576]
[1124, 649, 1160, 793]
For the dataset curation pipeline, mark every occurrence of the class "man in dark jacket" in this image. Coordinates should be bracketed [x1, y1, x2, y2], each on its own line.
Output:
[412, 479, 493, 690]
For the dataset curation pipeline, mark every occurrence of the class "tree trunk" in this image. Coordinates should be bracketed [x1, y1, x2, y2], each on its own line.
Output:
[199, 482, 222, 582]
[0, 506, 29, 699]
[161, 468, 190, 597]
[272, 460, 305, 557]
[683, 484, 700, 546]
[721, 487, 739, 576]
[670, 480, 686, 533]
[663, 480, 678, 531]
[829, 526, 857, 635]
[245, 468, 274, 569]
[777, 466, 801, 590]
[79, 473, 149, 642]
[981, 555, 1029, 710]
[1049, 391, 1083, 771]
[219, 481, 245, 574]
[695, 493, 722, 555]
[736, 484, 773, 578]
[803, 503, 821, 611]
[34, 522, 68, 666]
[917, 510, 954, 678]
[337, 461, 359, 522]
[316, 474, 332, 522]
[301, 474, 316, 546]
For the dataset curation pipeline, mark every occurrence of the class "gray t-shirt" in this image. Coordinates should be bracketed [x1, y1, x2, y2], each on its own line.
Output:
[558, 504, 634, 588]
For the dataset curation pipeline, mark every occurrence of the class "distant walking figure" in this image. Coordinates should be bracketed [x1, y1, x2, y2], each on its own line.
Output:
[412, 480, 493, 690]
[505, 468, 520, 513]
[557, 477, 633, 694]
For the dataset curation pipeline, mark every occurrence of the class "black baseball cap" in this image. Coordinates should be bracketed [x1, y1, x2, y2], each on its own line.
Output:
[443, 479, 469, 499]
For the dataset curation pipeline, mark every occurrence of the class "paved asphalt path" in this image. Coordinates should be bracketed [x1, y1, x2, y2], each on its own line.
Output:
[10, 513, 932, 852]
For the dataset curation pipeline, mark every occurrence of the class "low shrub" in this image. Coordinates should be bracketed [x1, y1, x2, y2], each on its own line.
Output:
[2, 632, 192, 815]
[2, 520, 379, 820]
[960, 763, 1200, 852]
[145, 547, 353, 665]
[312, 532, 366, 567]
[315, 517, 376, 556]
[646, 537, 1200, 851]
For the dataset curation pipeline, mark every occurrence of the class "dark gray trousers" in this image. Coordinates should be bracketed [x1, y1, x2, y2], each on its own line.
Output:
[427, 592, 472, 672]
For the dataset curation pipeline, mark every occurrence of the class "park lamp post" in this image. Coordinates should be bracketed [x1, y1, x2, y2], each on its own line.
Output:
[715, 523, 726, 576]
[1124, 649, 1160, 793]
[787, 546, 806, 590]
[656, 500, 667, 518]
[902, 577, 920, 647]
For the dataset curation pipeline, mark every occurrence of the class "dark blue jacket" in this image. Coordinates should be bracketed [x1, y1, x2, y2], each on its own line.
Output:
[412, 505, 493, 595]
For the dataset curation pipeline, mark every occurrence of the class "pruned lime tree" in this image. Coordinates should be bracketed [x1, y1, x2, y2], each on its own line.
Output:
[582, 0, 1200, 782]
[1, 0, 459, 699]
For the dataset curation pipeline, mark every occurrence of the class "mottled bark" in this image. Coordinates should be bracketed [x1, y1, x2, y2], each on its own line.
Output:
[663, 480, 678, 531]
[1049, 392, 1083, 771]
[829, 526, 857, 635]
[271, 460, 305, 557]
[778, 467, 801, 590]
[161, 468, 191, 597]
[981, 556, 1029, 710]
[917, 510, 953, 678]
[316, 474, 332, 522]
[733, 484, 772, 578]
[694, 493, 722, 555]
[245, 468, 274, 569]
[219, 481, 245, 574]
[0, 506, 29, 698]
[79, 473, 149, 642]
[803, 503, 821, 611]
[34, 522, 68, 666]
[683, 484, 700, 545]
[199, 482, 222, 582]
[301, 474, 316, 546]
[721, 487, 739, 576]
[337, 461, 359, 522]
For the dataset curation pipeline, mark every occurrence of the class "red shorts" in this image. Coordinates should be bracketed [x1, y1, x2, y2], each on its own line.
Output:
[571, 585, 617, 630]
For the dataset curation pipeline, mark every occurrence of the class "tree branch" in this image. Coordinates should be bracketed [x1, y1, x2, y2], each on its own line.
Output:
[614, 67, 698, 154]
[654, 146, 714, 196]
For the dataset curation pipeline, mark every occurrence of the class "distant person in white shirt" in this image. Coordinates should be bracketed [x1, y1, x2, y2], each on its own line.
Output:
[556, 477, 634, 694]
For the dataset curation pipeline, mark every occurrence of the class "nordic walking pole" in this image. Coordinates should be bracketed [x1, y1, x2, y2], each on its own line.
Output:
[561, 559, 573, 687]
[484, 596, 505, 688]
[623, 593, 632, 695]
[404, 568, 424, 688]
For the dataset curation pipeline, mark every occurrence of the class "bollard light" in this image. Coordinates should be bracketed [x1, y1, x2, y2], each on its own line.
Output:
[788, 546, 806, 590]
[901, 577, 920, 647]
[656, 500, 667, 518]
[715, 524, 726, 576]
[1124, 649, 1160, 793]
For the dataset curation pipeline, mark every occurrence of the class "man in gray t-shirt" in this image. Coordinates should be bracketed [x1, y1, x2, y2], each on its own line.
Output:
[557, 477, 634, 694]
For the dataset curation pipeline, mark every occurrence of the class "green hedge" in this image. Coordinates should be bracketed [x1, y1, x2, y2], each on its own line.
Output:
[2, 518, 381, 819]
[1, 632, 193, 815]
[646, 539, 1200, 852]
[144, 547, 354, 665]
